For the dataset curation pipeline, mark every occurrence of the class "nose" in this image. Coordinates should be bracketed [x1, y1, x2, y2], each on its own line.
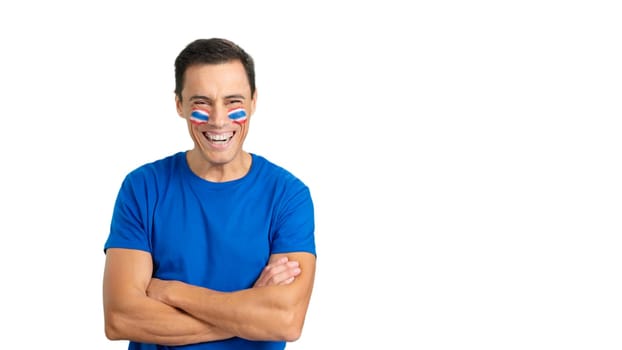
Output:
[207, 105, 229, 128]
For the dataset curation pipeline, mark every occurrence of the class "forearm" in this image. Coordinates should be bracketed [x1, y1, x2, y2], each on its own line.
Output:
[162, 283, 305, 341]
[105, 293, 233, 345]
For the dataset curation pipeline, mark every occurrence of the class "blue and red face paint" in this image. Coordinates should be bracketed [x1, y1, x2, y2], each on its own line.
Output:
[190, 109, 210, 124]
[190, 108, 248, 125]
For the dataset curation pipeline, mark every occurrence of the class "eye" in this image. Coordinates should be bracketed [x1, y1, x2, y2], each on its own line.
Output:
[227, 99, 243, 106]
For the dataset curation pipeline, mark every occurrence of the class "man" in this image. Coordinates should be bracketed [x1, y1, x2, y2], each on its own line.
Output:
[102, 38, 316, 349]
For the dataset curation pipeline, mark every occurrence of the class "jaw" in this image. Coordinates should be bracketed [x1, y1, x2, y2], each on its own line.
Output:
[185, 119, 250, 179]
[189, 125, 247, 165]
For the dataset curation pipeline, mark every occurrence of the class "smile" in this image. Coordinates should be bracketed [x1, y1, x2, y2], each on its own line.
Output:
[203, 131, 234, 143]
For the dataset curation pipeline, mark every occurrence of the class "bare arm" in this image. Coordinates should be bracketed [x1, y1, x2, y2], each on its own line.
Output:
[102, 248, 233, 345]
[147, 252, 316, 342]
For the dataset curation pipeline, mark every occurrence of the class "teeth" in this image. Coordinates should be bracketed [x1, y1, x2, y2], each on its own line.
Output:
[206, 132, 233, 141]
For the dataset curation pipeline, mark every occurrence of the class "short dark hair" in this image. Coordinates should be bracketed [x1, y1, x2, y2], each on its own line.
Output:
[174, 38, 256, 100]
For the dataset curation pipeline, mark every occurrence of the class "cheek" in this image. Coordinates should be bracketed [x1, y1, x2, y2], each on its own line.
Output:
[190, 109, 209, 125]
[235, 120, 249, 139]
[228, 108, 247, 124]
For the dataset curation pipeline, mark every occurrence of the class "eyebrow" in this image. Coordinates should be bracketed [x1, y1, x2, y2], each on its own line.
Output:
[189, 94, 246, 101]
[189, 95, 212, 102]
[224, 94, 246, 100]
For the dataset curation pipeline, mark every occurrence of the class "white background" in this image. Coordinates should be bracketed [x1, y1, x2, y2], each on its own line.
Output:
[0, 1, 620, 349]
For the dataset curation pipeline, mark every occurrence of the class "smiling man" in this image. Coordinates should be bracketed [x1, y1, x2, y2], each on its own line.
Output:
[102, 38, 317, 350]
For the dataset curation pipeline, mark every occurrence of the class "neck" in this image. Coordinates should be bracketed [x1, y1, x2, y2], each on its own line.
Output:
[186, 150, 252, 182]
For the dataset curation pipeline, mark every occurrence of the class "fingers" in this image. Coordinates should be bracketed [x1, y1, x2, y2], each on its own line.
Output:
[270, 261, 301, 284]
[254, 258, 301, 287]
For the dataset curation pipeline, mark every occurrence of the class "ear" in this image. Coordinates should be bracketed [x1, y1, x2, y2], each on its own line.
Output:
[250, 89, 258, 115]
[175, 94, 184, 118]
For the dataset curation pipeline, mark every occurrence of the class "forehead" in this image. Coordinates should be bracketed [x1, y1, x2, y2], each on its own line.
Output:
[182, 61, 250, 97]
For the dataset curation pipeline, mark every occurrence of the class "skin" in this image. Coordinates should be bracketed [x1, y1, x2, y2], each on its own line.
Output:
[179, 62, 255, 182]
[147, 252, 316, 341]
[103, 60, 316, 345]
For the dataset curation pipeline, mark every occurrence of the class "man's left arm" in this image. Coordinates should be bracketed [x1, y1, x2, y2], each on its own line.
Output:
[147, 251, 316, 342]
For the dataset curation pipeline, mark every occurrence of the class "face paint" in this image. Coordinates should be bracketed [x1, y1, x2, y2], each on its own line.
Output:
[228, 107, 247, 124]
[190, 109, 209, 125]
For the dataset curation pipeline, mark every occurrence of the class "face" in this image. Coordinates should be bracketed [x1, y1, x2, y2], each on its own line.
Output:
[176, 61, 256, 170]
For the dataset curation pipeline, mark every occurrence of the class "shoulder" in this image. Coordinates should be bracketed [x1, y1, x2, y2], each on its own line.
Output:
[251, 154, 313, 208]
[120, 152, 185, 190]
[252, 153, 309, 189]
[126, 152, 184, 179]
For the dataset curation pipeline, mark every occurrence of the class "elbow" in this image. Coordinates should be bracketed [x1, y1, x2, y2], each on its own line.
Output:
[279, 309, 305, 342]
[105, 325, 121, 341]
[282, 327, 302, 343]
[105, 323, 120, 341]
[104, 311, 126, 341]
[275, 293, 310, 342]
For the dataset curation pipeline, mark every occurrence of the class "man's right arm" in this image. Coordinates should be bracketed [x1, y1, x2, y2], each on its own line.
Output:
[103, 248, 232, 346]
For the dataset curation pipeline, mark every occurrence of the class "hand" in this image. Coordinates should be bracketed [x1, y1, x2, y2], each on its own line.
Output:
[147, 278, 176, 304]
[254, 256, 301, 287]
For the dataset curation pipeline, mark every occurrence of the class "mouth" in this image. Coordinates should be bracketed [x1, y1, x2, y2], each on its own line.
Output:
[203, 131, 235, 145]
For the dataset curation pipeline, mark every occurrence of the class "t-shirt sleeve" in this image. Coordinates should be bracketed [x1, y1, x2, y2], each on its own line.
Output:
[103, 170, 152, 254]
[271, 182, 316, 256]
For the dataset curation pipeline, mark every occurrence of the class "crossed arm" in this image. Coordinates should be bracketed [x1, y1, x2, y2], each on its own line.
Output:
[103, 248, 316, 346]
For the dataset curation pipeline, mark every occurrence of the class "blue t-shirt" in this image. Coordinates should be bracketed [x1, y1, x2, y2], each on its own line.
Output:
[104, 151, 316, 350]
